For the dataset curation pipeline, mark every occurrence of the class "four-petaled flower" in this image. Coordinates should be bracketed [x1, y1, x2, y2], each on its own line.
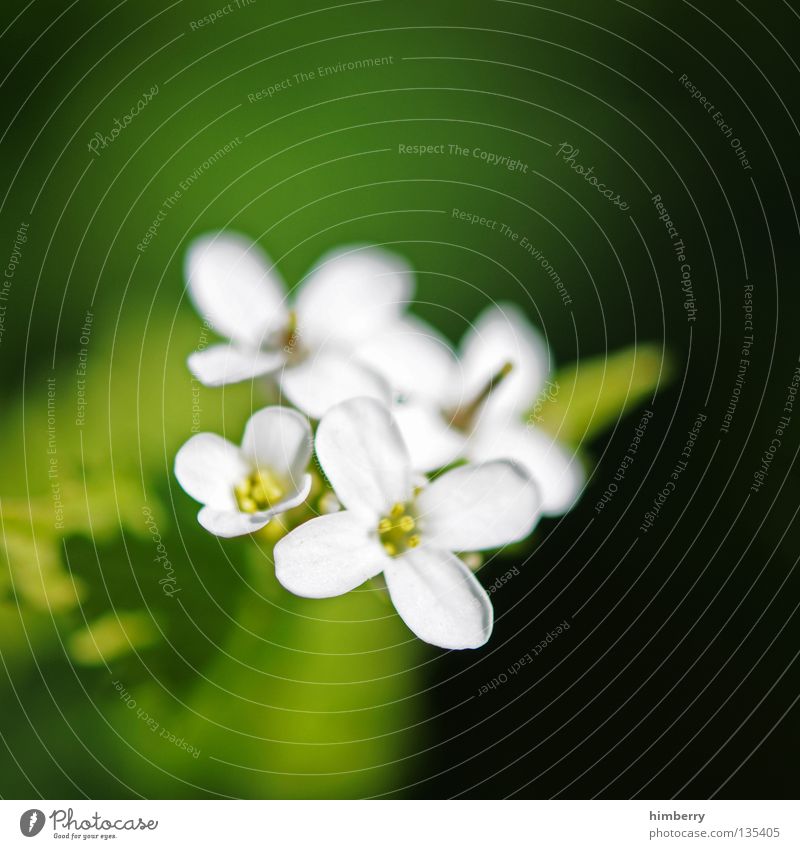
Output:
[174, 406, 312, 538]
[185, 232, 415, 419]
[175, 234, 590, 649]
[275, 397, 542, 649]
[384, 303, 585, 515]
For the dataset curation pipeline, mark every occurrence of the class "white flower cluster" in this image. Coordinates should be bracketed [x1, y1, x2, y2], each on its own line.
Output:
[175, 233, 584, 649]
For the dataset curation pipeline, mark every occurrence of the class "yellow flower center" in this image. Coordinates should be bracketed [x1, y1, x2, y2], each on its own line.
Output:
[378, 502, 421, 557]
[234, 468, 285, 513]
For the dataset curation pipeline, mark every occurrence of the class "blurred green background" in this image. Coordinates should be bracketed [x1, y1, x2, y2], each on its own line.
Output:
[1, 0, 799, 798]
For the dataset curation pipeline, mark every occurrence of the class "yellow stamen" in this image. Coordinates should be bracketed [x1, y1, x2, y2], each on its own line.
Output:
[234, 468, 286, 513]
[378, 502, 422, 557]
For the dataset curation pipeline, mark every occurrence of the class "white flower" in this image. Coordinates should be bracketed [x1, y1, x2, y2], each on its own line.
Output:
[185, 232, 414, 418]
[174, 406, 312, 537]
[274, 397, 541, 649]
[382, 303, 584, 516]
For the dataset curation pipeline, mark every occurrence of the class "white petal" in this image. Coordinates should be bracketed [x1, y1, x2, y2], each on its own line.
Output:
[185, 232, 288, 348]
[188, 344, 283, 387]
[416, 460, 541, 551]
[197, 506, 271, 538]
[196, 474, 311, 538]
[469, 422, 584, 516]
[174, 433, 249, 510]
[279, 350, 390, 420]
[275, 511, 390, 598]
[393, 401, 466, 472]
[356, 316, 457, 400]
[295, 245, 413, 347]
[384, 547, 493, 649]
[459, 302, 550, 419]
[241, 406, 312, 486]
[315, 397, 412, 518]
[269, 473, 313, 513]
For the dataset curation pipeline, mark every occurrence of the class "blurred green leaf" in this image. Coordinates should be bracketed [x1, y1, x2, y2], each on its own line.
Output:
[0, 602, 66, 676]
[68, 610, 158, 666]
[3, 531, 84, 612]
[161, 557, 426, 799]
[536, 344, 673, 445]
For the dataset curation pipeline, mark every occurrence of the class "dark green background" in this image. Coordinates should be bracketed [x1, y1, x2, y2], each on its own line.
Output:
[1, 0, 798, 798]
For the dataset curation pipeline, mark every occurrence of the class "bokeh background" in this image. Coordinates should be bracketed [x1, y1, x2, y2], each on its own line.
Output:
[1, 0, 799, 798]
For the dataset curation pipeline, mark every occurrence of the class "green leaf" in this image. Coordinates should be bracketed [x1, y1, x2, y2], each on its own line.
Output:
[2, 532, 85, 612]
[68, 610, 158, 666]
[535, 344, 673, 445]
